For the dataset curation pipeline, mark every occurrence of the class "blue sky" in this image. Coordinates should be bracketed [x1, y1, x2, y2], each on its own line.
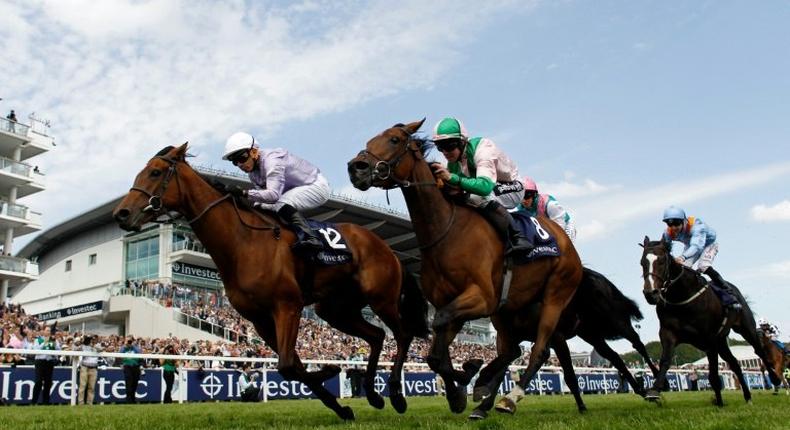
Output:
[2, 0, 789, 353]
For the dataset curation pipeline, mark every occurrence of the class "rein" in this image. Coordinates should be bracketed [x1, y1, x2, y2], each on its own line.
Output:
[129, 155, 280, 237]
[648, 252, 708, 306]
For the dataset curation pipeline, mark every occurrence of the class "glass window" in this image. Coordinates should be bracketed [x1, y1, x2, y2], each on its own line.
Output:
[65, 260, 72, 271]
[89, 254, 97, 265]
[125, 236, 160, 280]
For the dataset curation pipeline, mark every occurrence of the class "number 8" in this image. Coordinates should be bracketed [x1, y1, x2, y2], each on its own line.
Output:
[531, 217, 550, 240]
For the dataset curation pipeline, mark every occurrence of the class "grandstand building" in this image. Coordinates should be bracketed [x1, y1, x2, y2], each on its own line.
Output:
[13, 166, 494, 343]
[0, 112, 54, 302]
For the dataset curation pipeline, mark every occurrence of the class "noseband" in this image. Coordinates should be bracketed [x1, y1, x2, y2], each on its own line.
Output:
[130, 155, 179, 216]
[355, 129, 437, 189]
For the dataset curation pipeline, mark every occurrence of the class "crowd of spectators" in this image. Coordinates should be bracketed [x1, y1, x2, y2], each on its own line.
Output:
[1, 297, 499, 370]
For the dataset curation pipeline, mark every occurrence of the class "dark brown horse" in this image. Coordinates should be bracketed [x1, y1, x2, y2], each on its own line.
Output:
[640, 236, 780, 405]
[758, 329, 790, 395]
[113, 144, 429, 420]
[348, 119, 583, 418]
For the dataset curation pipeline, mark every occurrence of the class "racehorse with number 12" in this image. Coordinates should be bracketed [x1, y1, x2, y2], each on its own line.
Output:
[114, 143, 430, 420]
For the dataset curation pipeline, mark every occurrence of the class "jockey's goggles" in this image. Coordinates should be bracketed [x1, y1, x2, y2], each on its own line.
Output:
[435, 139, 462, 153]
[665, 219, 683, 227]
[228, 150, 251, 166]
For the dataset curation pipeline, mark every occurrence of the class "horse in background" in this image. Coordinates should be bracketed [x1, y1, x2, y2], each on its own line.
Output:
[640, 236, 780, 406]
[114, 144, 430, 420]
[349, 119, 584, 418]
[758, 329, 790, 395]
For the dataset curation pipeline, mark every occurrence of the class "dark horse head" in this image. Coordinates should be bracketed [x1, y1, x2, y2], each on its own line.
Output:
[639, 236, 677, 305]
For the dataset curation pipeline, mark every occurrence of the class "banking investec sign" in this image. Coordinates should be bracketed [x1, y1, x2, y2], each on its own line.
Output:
[35, 301, 104, 321]
[171, 262, 222, 281]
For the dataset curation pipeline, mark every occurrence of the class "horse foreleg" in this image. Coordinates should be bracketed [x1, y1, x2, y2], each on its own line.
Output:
[646, 327, 676, 401]
[553, 338, 587, 413]
[272, 303, 353, 420]
[622, 327, 659, 377]
[585, 335, 645, 397]
[372, 308, 414, 414]
[469, 329, 521, 420]
[706, 349, 724, 407]
[428, 320, 468, 414]
[717, 339, 751, 403]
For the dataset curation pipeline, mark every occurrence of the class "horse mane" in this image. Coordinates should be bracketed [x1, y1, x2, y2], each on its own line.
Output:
[393, 123, 434, 157]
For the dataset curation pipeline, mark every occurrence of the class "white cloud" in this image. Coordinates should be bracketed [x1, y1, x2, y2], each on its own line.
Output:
[751, 200, 790, 222]
[732, 260, 790, 282]
[539, 173, 616, 198]
[0, 0, 529, 234]
[573, 161, 790, 242]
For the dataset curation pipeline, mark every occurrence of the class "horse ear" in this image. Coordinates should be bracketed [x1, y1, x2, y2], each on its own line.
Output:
[403, 118, 425, 135]
[643, 236, 650, 246]
[174, 142, 188, 160]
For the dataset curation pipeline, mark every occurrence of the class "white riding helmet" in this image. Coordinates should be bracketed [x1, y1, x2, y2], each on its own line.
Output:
[222, 132, 258, 160]
[757, 318, 768, 326]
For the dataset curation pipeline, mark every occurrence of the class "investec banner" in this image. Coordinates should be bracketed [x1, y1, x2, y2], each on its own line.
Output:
[35, 301, 104, 321]
[171, 262, 222, 281]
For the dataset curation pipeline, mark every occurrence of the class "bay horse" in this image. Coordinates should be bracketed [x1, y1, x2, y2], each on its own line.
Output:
[757, 328, 790, 395]
[113, 144, 429, 420]
[640, 236, 780, 405]
[348, 119, 583, 418]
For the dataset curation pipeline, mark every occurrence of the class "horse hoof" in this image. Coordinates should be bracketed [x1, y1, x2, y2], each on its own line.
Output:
[494, 397, 516, 415]
[447, 386, 468, 414]
[644, 390, 660, 402]
[773, 391, 779, 396]
[578, 405, 588, 414]
[468, 408, 488, 420]
[390, 394, 408, 414]
[472, 386, 491, 402]
[338, 406, 355, 421]
[367, 392, 385, 410]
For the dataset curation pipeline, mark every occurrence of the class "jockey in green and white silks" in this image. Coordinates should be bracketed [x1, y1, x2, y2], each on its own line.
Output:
[517, 176, 577, 243]
[430, 117, 533, 255]
[661, 206, 740, 310]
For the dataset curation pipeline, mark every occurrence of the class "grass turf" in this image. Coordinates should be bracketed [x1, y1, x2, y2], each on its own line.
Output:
[1, 391, 789, 430]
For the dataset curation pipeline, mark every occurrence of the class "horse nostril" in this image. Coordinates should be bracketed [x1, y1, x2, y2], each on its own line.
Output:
[352, 161, 369, 171]
[114, 208, 130, 222]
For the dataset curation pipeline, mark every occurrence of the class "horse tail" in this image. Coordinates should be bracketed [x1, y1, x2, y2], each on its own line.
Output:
[399, 267, 430, 339]
[577, 267, 644, 339]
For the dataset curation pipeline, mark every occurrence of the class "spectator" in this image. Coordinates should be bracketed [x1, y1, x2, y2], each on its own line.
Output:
[120, 336, 142, 404]
[237, 363, 259, 402]
[32, 325, 60, 405]
[160, 344, 179, 403]
[78, 335, 100, 405]
[689, 366, 699, 391]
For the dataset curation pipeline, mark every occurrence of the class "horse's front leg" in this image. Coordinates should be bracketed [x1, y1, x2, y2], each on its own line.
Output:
[706, 348, 724, 406]
[645, 327, 676, 401]
[428, 318, 468, 414]
[469, 327, 521, 420]
[272, 303, 353, 420]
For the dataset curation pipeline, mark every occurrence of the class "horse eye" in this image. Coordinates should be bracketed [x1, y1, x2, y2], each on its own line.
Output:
[389, 136, 399, 145]
[151, 169, 162, 177]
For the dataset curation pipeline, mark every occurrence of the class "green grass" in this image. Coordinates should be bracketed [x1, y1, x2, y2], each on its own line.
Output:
[1, 391, 789, 430]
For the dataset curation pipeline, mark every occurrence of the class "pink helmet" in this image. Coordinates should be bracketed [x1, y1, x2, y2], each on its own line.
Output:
[523, 176, 538, 193]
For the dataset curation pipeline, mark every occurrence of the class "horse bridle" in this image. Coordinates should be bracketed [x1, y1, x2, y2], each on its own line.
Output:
[646, 248, 707, 306]
[356, 128, 455, 250]
[128, 155, 278, 235]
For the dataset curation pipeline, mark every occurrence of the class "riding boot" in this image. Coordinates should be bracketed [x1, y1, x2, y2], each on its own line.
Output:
[277, 204, 323, 254]
[704, 267, 741, 311]
[479, 201, 534, 256]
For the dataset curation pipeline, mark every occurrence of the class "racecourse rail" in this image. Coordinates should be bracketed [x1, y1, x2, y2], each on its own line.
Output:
[0, 348, 770, 405]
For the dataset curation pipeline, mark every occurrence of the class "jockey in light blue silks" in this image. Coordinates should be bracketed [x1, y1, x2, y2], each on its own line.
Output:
[661, 206, 740, 311]
[223, 131, 330, 255]
[758, 318, 785, 351]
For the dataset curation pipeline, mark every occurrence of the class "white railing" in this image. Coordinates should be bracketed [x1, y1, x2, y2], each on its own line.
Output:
[0, 255, 39, 276]
[0, 348, 770, 406]
[0, 116, 30, 137]
[0, 200, 42, 225]
[171, 240, 207, 254]
[0, 156, 33, 177]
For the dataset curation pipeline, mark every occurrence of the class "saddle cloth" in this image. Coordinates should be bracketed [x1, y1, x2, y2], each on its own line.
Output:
[510, 212, 561, 264]
[304, 220, 353, 265]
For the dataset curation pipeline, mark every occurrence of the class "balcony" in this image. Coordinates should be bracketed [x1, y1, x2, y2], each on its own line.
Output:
[0, 156, 46, 198]
[0, 200, 43, 236]
[169, 240, 215, 268]
[0, 255, 39, 282]
[0, 117, 55, 161]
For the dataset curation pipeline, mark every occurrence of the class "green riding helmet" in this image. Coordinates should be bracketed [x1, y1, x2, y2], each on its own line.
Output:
[433, 117, 469, 141]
